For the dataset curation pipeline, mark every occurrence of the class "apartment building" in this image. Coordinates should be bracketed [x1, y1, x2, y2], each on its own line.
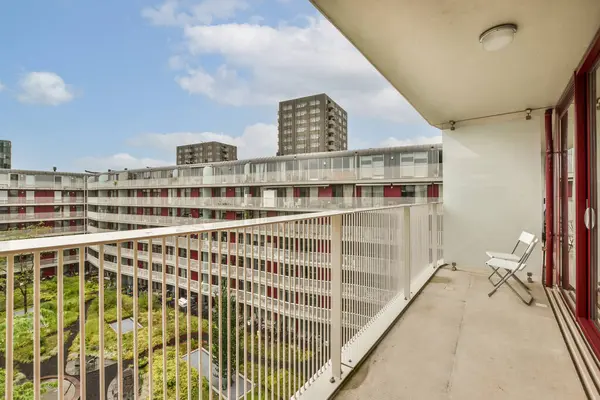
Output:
[278, 94, 348, 156]
[177, 141, 238, 165]
[0, 170, 88, 276]
[84, 144, 442, 330]
[0, 140, 11, 169]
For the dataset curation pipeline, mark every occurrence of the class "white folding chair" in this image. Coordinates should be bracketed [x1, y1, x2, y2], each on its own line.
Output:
[485, 237, 538, 305]
[486, 231, 536, 262]
[486, 231, 536, 288]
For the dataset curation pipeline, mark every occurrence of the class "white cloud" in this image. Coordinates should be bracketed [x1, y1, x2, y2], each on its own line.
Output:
[142, 0, 247, 26]
[168, 16, 423, 123]
[17, 72, 75, 106]
[380, 135, 442, 147]
[127, 122, 277, 159]
[0, 81, 5, 92]
[75, 153, 171, 171]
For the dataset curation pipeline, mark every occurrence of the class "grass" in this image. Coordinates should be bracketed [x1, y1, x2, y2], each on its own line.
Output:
[0, 276, 98, 363]
[69, 292, 213, 361]
[150, 348, 212, 399]
[0, 368, 56, 400]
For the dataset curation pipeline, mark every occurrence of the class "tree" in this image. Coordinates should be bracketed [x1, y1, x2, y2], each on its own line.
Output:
[211, 280, 239, 390]
[0, 222, 52, 314]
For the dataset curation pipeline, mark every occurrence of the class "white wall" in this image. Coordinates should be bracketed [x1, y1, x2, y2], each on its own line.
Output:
[443, 117, 544, 277]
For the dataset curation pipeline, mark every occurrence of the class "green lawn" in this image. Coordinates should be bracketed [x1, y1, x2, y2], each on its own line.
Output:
[0, 276, 98, 363]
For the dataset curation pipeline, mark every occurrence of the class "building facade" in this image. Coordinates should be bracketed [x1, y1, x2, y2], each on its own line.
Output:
[84, 145, 442, 328]
[0, 145, 441, 339]
[0, 170, 88, 276]
[177, 142, 238, 165]
[278, 94, 348, 156]
[0, 140, 12, 169]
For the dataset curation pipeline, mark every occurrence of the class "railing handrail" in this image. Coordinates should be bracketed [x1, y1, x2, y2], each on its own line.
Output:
[0, 202, 440, 255]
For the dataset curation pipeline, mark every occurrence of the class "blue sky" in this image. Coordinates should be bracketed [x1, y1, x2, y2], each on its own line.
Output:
[0, 0, 440, 172]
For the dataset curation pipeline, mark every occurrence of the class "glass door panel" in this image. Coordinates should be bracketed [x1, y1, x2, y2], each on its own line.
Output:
[558, 101, 577, 305]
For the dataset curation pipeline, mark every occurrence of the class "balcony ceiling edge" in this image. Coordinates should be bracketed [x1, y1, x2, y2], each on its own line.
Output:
[310, 0, 600, 127]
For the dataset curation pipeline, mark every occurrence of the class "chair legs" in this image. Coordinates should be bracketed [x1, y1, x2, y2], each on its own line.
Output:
[487, 266, 533, 305]
[488, 267, 531, 292]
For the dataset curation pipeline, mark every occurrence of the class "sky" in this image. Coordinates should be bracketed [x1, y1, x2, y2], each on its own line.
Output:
[0, 0, 441, 172]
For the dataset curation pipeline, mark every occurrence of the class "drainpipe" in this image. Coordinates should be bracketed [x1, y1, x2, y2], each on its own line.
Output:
[545, 108, 554, 287]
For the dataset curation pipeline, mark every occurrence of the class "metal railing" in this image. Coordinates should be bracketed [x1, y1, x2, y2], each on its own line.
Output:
[0, 211, 85, 222]
[0, 197, 85, 205]
[0, 180, 86, 190]
[0, 202, 442, 399]
[87, 164, 443, 189]
[87, 196, 432, 209]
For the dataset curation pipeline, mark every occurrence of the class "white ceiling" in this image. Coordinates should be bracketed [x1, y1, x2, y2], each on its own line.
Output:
[311, 0, 600, 128]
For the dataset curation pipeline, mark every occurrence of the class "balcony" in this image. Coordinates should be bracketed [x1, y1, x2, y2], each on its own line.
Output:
[0, 211, 85, 223]
[0, 197, 85, 205]
[0, 203, 442, 399]
[87, 196, 431, 210]
[331, 267, 584, 400]
[86, 164, 443, 189]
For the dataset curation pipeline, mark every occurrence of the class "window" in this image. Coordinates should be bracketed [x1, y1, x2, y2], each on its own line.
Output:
[296, 102, 307, 108]
[310, 116, 321, 123]
[295, 110, 307, 117]
[309, 100, 320, 106]
[297, 127, 307, 133]
[310, 143, 319, 148]
[310, 134, 320, 139]
[309, 108, 319, 114]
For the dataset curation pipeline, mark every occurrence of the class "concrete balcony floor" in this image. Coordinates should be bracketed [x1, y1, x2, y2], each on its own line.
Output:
[335, 267, 585, 400]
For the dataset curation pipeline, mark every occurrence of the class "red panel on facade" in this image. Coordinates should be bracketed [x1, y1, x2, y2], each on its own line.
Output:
[226, 188, 235, 198]
[294, 188, 300, 198]
[190, 250, 198, 260]
[42, 267, 56, 278]
[18, 191, 25, 198]
[191, 209, 199, 218]
[266, 211, 277, 217]
[35, 206, 54, 213]
[161, 208, 168, 216]
[225, 211, 236, 220]
[191, 271, 199, 281]
[230, 279, 236, 289]
[355, 187, 362, 197]
[161, 189, 168, 197]
[384, 185, 401, 197]
[34, 190, 52, 198]
[137, 208, 143, 215]
[229, 232, 236, 243]
[137, 190, 143, 197]
[191, 188, 199, 198]
[318, 186, 332, 197]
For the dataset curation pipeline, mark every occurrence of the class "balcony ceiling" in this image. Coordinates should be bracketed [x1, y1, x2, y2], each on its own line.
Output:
[311, 0, 600, 128]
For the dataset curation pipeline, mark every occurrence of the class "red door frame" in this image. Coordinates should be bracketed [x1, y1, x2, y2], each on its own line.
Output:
[554, 27, 600, 357]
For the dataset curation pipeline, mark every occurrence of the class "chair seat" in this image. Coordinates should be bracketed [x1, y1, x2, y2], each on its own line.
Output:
[485, 257, 525, 271]
[485, 251, 520, 261]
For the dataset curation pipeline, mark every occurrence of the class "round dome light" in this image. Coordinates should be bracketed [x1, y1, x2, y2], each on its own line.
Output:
[479, 24, 518, 52]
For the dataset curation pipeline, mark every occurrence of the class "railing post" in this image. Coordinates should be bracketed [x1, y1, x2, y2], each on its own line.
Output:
[330, 214, 343, 382]
[431, 203, 438, 268]
[403, 207, 411, 300]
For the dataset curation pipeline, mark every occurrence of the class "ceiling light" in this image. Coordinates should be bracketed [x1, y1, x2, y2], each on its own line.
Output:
[479, 24, 517, 52]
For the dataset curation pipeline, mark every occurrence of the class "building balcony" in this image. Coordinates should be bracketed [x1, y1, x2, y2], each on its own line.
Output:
[86, 196, 431, 210]
[86, 164, 443, 189]
[330, 267, 583, 400]
[0, 202, 443, 399]
[0, 180, 86, 190]
[0, 211, 85, 223]
[0, 197, 85, 205]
